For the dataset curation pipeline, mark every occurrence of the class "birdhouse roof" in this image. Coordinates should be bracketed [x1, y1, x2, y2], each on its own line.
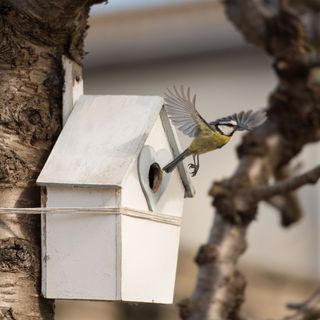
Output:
[37, 95, 194, 197]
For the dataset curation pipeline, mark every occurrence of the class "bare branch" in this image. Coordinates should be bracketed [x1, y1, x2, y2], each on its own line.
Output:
[284, 288, 320, 320]
[266, 193, 302, 226]
[253, 165, 320, 200]
[180, 215, 247, 320]
[266, 163, 303, 226]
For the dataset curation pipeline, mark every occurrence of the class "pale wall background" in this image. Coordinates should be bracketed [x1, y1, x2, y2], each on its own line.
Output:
[84, 0, 320, 281]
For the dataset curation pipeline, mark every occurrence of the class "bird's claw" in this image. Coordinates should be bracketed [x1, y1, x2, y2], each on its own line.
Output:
[188, 163, 199, 177]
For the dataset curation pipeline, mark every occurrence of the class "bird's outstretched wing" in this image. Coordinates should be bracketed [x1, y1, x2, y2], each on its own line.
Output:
[164, 86, 211, 137]
[210, 109, 267, 131]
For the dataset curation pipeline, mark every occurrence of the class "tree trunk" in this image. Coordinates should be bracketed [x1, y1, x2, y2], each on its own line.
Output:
[0, 1, 102, 318]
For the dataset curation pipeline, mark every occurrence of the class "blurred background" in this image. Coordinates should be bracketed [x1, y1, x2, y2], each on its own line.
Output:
[57, 0, 320, 319]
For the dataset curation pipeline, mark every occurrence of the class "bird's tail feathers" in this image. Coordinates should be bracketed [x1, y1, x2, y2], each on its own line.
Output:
[163, 149, 189, 173]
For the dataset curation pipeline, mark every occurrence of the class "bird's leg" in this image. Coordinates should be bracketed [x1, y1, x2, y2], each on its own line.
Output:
[194, 154, 200, 176]
[188, 154, 200, 176]
[187, 154, 196, 172]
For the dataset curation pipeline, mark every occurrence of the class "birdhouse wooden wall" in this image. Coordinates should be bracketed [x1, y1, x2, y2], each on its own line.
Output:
[122, 115, 185, 215]
[37, 95, 194, 303]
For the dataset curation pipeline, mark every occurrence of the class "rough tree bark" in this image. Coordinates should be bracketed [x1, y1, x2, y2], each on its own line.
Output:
[179, 1, 320, 320]
[0, 1, 102, 319]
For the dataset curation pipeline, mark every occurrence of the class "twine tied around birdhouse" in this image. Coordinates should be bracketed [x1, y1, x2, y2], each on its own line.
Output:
[0, 207, 181, 226]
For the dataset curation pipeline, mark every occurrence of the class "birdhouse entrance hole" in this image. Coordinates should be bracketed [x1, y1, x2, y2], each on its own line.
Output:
[148, 163, 163, 193]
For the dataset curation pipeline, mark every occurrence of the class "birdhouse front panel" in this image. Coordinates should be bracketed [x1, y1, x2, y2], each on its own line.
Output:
[37, 95, 194, 303]
[121, 114, 185, 216]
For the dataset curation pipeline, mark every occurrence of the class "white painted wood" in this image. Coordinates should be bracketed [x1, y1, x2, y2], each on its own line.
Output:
[44, 212, 119, 300]
[43, 185, 121, 300]
[39, 95, 194, 302]
[121, 215, 180, 303]
[160, 109, 195, 198]
[42, 56, 85, 299]
[46, 186, 120, 208]
[137, 145, 172, 211]
[41, 187, 120, 299]
[62, 56, 84, 125]
[42, 206, 48, 297]
[146, 116, 185, 216]
[314, 147, 320, 279]
[122, 157, 149, 212]
[122, 115, 185, 217]
[42, 204, 181, 300]
[37, 95, 163, 187]
[0, 207, 181, 225]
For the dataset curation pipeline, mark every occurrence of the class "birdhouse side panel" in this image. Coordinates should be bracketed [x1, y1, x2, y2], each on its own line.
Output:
[46, 186, 120, 208]
[42, 186, 121, 300]
[120, 215, 180, 303]
[43, 213, 119, 300]
[121, 116, 185, 216]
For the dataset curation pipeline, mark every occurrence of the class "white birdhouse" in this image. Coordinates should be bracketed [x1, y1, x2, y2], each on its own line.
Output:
[37, 94, 194, 303]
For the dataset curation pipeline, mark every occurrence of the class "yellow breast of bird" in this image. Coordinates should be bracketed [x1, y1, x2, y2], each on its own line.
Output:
[189, 130, 231, 155]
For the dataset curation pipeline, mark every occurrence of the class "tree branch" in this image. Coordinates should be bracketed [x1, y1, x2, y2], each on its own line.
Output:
[182, 1, 320, 319]
[284, 288, 320, 320]
[179, 215, 247, 320]
[253, 165, 320, 200]
[266, 193, 302, 226]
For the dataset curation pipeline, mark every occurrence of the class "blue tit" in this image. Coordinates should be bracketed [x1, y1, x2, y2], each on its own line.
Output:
[162, 86, 267, 176]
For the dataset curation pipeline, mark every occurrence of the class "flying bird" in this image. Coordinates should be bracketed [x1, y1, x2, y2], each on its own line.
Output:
[162, 86, 267, 176]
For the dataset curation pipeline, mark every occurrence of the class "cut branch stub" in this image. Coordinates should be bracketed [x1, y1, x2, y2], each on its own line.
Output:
[179, 298, 193, 320]
[210, 179, 258, 226]
[194, 244, 219, 266]
[227, 271, 247, 320]
[236, 129, 270, 158]
[0, 238, 38, 276]
[273, 164, 303, 227]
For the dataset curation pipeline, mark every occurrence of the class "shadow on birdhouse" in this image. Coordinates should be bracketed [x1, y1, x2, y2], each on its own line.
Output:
[37, 95, 194, 303]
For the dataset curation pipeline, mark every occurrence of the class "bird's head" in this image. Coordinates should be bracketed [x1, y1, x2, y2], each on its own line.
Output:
[215, 119, 238, 136]
[211, 109, 267, 136]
